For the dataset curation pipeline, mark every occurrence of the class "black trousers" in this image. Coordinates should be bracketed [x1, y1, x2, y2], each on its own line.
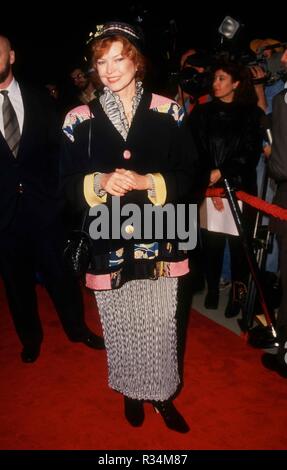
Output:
[201, 229, 249, 291]
[276, 230, 287, 331]
[0, 213, 89, 348]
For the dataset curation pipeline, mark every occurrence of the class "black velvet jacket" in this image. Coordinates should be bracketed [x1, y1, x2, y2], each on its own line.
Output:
[61, 93, 197, 208]
[60, 92, 198, 281]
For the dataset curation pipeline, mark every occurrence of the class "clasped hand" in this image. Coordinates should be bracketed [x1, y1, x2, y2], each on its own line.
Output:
[101, 169, 150, 196]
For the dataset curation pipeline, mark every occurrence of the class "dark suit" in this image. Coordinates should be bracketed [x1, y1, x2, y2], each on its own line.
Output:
[268, 89, 287, 343]
[0, 82, 90, 349]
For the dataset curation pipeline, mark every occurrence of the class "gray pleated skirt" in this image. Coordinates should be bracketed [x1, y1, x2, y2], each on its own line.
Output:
[94, 277, 180, 401]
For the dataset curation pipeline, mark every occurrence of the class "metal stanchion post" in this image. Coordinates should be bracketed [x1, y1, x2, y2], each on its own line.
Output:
[223, 178, 278, 347]
[245, 158, 273, 330]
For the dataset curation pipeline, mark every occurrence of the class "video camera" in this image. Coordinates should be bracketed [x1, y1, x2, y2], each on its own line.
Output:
[247, 42, 287, 86]
[175, 17, 287, 99]
[177, 47, 287, 99]
[175, 51, 213, 99]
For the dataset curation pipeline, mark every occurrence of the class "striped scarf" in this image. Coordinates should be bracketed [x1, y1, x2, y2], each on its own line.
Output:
[99, 81, 143, 140]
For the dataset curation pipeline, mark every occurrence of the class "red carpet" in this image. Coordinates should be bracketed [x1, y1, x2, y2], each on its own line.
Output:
[0, 280, 287, 450]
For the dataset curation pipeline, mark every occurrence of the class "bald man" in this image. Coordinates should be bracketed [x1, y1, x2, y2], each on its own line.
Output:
[0, 36, 104, 362]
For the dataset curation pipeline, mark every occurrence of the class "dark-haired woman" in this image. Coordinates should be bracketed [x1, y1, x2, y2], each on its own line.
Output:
[188, 62, 264, 317]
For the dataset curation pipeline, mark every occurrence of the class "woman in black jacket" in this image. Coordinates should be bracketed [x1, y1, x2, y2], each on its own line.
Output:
[61, 22, 198, 433]
[188, 61, 263, 317]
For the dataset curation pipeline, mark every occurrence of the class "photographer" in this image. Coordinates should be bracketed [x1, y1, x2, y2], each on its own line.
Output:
[175, 48, 210, 115]
[262, 49, 287, 378]
[250, 40, 286, 277]
[249, 38, 285, 114]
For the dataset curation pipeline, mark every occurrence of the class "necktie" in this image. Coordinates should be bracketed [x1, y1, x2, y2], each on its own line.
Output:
[0, 90, 20, 157]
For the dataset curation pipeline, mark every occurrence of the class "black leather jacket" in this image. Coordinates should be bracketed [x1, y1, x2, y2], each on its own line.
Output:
[188, 99, 264, 195]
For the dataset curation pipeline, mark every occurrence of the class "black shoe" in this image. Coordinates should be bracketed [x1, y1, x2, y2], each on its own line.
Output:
[277, 327, 287, 364]
[21, 344, 41, 363]
[224, 282, 247, 318]
[153, 400, 190, 433]
[261, 353, 287, 378]
[77, 333, 105, 350]
[204, 290, 219, 309]
[248, 325, 279, 349]
[124, 396, 145, 427]
[224, 299, 241, 318]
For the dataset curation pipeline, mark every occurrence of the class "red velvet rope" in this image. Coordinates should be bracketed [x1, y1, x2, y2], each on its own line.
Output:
[206, 188, 287, 221]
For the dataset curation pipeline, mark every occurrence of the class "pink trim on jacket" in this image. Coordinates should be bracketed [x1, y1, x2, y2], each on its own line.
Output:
[85, 259, 189, 291]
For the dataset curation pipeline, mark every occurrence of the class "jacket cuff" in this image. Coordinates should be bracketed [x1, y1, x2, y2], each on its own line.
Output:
[84, 173, 107, 207]
[147, 172, 167, 206]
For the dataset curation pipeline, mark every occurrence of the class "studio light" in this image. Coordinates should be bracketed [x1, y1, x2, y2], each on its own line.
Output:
[218, 16, 241, 40]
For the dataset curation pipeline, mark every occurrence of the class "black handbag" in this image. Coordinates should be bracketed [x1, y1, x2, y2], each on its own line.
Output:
[63, 104, 94, 278]
[63, 210, 93, 277]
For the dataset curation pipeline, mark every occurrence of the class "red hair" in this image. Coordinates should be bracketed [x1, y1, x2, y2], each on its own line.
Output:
[90, 36, 146, 84]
